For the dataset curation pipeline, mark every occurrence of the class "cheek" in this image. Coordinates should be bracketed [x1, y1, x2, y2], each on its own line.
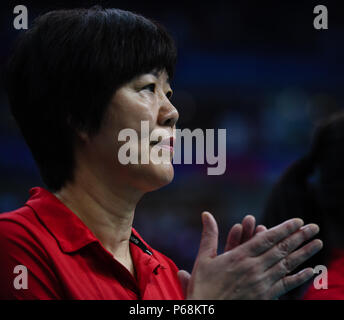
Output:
[110, 87, 160, 130]
[98, 93, 160, 163]
[115, 98, 157, 132]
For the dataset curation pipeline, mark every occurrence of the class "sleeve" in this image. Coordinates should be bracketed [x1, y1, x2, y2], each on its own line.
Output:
[0, 219, 64, 300]
[302, 267, 344, 300]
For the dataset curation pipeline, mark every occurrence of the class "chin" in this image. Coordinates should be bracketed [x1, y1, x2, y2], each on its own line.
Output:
[143, 162, 175, 192]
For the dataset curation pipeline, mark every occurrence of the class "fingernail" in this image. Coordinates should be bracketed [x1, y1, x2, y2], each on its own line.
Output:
[201, 212, 207, 224]
[301, 224, 320, 235]
[315, 239, 323, 249]
[202, 211, 213, 224]
[293, 218, 304, 227]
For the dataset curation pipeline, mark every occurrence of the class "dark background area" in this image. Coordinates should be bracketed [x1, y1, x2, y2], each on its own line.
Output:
[0, 0, 343, 272]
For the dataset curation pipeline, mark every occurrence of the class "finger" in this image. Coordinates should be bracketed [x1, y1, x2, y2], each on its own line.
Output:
[266, 239, 323, 284]
[255, 225, 267, 234]
[197, 212, 219, 259]
[241, 215, 256, 243]
[241, 218, 304, 256]
[177, 270, 191, 298]
[224, 223, 243, 252]
[260, 224, 320, 270]
[268, 267, 314, 299]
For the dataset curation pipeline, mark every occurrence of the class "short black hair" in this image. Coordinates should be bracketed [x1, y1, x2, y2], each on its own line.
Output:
[5, 6, 177, 192]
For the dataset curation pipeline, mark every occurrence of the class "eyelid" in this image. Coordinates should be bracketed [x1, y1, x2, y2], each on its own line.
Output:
[141, 83, 156, 92]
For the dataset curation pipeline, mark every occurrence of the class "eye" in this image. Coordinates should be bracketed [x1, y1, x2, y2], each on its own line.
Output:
[141, 83, 156, 93]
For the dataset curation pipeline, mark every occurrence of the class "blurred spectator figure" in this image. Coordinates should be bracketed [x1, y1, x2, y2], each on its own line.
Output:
[262, 111, 344, 299]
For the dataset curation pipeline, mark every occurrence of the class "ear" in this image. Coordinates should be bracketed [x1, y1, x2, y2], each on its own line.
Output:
[76, 130, 90, 143]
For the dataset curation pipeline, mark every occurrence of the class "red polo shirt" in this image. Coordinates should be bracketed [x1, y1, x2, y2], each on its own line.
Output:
[302, 249, 344, 300]
[0, 187, 184, 300]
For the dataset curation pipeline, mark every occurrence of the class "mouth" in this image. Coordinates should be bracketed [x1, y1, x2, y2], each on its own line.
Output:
[150, 136, 175, 151]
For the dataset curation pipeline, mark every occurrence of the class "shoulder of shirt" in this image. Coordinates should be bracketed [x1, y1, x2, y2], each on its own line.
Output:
[0, 205, 48, 243]
[0, 204, 37, 224]
[0, 206, 181, 272]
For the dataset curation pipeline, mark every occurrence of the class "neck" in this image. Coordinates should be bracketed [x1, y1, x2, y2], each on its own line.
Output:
[54, 167, 144, 273]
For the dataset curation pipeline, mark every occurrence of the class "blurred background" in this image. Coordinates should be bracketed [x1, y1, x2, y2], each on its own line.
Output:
[0, 0, 343, 273]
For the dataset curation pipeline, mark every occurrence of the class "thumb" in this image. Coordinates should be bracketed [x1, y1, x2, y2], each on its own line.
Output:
[177, 270, 191, 298]
[197, 211, 219, 259]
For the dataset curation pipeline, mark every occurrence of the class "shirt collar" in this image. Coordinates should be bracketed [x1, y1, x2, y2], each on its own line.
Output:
[25, 187, 162, 267]
[26, 187, 98, 253]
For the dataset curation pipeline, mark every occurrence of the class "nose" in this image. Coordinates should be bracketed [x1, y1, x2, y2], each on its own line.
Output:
[158, 98, 179, 128]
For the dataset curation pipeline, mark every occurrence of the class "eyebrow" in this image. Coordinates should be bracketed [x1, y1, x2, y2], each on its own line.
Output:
[149, 70, 170, 84]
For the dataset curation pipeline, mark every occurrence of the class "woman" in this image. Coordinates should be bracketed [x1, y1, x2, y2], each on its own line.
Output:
[262, 112, 344, 299]
[0, 6, 322, 299]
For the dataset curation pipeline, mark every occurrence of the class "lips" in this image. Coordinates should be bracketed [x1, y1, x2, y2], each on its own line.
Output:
[150, 136, 175, 150]
[158, 137, 174, 147]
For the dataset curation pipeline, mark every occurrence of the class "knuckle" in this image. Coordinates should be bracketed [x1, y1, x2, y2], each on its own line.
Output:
[306, 243, 317, 256]
[296, 249, 311, 266]
[285, 221, 295, 234]
[281, 276, 290, 293]
[300, 227, 310, 241]
[279, 258, 293, 275]
[276, 240, 290, 256]
[262, 233, 275, 249]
